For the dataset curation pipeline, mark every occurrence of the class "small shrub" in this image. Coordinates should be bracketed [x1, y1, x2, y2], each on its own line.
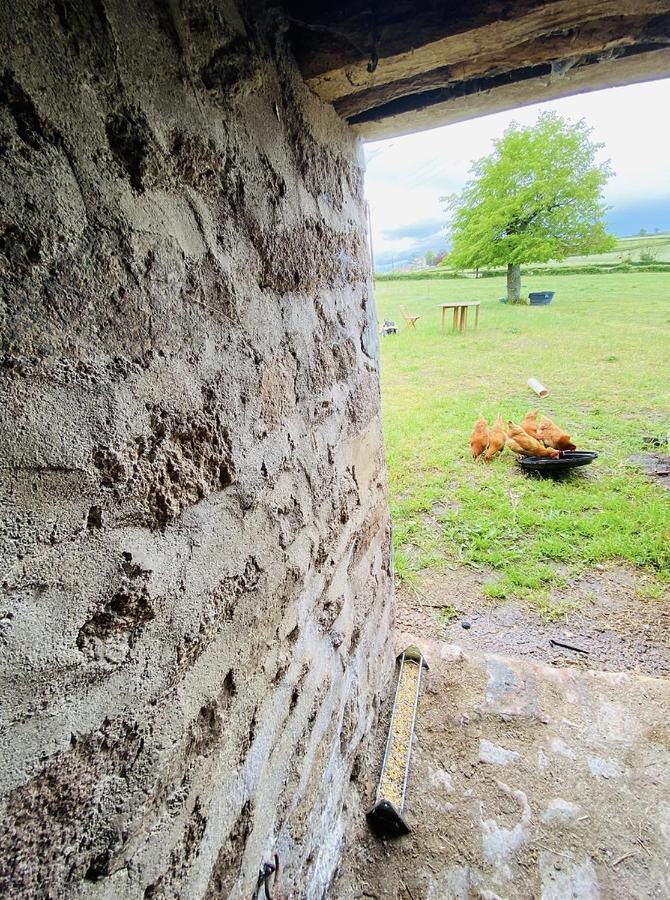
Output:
[436, 604, 459, 624]
[375, 269, 463, 282]
[483, 580, 508, 600]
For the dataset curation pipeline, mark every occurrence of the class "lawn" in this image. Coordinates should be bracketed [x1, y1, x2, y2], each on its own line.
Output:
[375, 272, 670, 617]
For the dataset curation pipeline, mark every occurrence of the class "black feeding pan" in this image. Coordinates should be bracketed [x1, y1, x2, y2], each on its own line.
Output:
[518, 450, 598, 475]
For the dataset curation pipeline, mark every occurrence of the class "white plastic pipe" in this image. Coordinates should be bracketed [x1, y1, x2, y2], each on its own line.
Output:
[527, 377, 549, 398]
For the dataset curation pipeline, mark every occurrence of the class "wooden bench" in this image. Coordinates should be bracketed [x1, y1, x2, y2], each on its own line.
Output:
[440, 301, 480, 333]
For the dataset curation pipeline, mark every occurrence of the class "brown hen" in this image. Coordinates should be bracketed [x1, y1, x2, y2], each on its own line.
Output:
[507, 421, 560, 458]
[520, 410, 540, 439]
[470, 415, 489, 460]
[536, 416, 576, 451]
[485, 418, 506, 461]
[506, 436, 526, 456]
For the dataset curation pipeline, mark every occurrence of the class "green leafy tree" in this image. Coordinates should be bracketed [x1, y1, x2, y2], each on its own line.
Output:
[444, 112, 615, 302]
[425, 249, 435, 266]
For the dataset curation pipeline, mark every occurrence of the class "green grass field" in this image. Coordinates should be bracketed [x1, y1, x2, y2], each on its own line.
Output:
[376, 272, 670, 617]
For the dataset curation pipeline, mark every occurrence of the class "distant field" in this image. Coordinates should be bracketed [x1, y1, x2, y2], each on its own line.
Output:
[540, 232, 670, 267]
[379, 234, 670, 279]
[375, 272, 670, 617]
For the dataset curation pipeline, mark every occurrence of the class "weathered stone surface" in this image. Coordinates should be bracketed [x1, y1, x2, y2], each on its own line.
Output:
[0, 1, 393, 897]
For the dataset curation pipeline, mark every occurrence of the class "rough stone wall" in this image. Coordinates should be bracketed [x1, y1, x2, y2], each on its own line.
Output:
[0, 2, 393, 897]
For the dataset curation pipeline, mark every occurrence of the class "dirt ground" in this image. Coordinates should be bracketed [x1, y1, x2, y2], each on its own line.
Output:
[334, 636, 670, 899]
[396, 565, 670, 678]
[629, 453, 670, 491]
[332, 567, 670, 898]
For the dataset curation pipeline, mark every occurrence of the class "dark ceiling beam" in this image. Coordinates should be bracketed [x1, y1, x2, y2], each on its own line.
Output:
[285, 1, 543, 80]
[285, 0, 670, 138]
[352, 46, 670, 140]
[288, 0, 669, 101]
[332, 14, 670, 120]
[346, 42, 662, 127]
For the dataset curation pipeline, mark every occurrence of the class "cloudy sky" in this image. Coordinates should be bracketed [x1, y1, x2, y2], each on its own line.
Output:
[364, 78, 670, 271]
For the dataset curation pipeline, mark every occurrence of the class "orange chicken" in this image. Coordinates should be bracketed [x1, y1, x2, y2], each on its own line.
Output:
[520, 410, 540, 439]
[485, 418, 506, 461]
[536, 416, 576, 451]
[469, 415, 489, 460]
[506, 436, 526, 456]
[507, 421, 560, 458]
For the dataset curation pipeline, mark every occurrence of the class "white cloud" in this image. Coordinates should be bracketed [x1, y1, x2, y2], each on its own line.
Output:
[364, 77, 670, 267]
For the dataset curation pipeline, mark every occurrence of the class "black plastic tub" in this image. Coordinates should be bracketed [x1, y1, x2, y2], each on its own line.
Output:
[518, 450, 598, 475]
[528, 291, 555, 305]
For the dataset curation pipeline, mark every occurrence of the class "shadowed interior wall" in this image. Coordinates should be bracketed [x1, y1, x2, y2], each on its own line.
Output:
[0, 2, 393, 897]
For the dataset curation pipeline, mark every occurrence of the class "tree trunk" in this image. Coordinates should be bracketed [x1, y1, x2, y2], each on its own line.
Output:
[507, 263, 522, 303]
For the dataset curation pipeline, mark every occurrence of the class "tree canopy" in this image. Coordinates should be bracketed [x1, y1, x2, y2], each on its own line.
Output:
[444, 112, 615, 278]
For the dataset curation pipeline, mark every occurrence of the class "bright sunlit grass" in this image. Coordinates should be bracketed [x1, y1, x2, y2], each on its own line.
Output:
[376, 272, 670, 615]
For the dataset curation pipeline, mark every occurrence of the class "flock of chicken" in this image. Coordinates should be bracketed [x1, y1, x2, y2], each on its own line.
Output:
[470, 410, 577, 461]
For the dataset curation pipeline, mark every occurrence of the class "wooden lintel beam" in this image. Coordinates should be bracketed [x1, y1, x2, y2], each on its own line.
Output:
[350, 46, 670, 140]
[288, 0, 670, 106]
[332, 15, 667, 120]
